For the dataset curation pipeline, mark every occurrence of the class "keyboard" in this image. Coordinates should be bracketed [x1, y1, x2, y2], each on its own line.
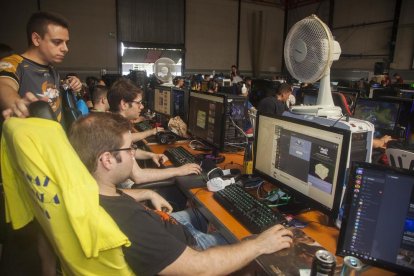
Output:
[164, 146, 197, 167]
[213, 184, 287, 234]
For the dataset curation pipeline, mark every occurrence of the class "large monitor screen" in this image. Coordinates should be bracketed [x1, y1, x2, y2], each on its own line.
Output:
[353, 98, 400, 133]
[187, 92, 226, 150]
[337, 162, 414, 275]
[254, 114, 351, 217]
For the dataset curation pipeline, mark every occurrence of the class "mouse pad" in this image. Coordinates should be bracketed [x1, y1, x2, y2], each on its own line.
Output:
[245, 227, 343, 276]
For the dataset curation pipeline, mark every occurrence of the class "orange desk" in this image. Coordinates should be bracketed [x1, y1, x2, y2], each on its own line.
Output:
[149, 142, 394, 275]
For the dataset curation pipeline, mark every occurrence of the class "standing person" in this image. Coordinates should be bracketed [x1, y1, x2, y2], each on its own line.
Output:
[230, 65, 242, 84]
[0, 11, 82, 122]
[258, 83, 292, 116]
[68, 112, 293, 276]
[0, 11, 82, 276]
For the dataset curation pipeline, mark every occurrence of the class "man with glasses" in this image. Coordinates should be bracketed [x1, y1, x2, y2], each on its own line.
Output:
[107, 78, 201, 184]
[68, 112, 292, 276]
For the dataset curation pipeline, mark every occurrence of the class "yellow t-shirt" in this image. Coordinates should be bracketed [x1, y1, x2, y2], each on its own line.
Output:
[1, 117, 134, 275]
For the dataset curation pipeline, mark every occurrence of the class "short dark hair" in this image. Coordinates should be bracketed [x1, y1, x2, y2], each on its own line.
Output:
[26, 11, 70, 46]
[69, 112, 131, 173]
[92, 85, 108, 105]
[107, 78, 143, 112]
[277, 83, 292, 95]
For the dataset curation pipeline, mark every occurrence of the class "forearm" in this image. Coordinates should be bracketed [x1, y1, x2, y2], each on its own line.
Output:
[132, 129, 156, 142]
[120, 188, 155, 202]
[0, 80, 20, 111]
[131, 167, 178, 184]
[162, 239, 263, 275]
[134, 148, 155, 160]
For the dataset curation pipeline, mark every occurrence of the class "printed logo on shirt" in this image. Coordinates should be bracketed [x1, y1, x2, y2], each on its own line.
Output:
[0, 61, 13, 70]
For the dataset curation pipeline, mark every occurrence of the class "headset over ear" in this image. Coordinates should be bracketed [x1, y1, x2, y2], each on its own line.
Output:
[201, 159, 241, 192]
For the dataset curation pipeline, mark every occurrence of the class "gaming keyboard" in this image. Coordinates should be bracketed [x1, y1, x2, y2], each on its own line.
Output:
[213, 184, 287, 234]
[164, 146, 197, 167]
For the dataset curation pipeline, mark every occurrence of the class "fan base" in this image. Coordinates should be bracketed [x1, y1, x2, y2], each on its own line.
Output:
[290, 105, 342, 118]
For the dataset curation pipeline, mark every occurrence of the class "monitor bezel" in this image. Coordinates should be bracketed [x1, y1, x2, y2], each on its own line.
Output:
[153, 85, 172, 117]
[336, 161, 414, 275]
[187, 91, 227, 151]
[352, 97, 406, 137]
[253, 113, 352, 219]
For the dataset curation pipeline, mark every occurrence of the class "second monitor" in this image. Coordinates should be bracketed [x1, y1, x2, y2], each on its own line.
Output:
[187, 91, 247, 152]
[254, 114, 351, 219]
[153, 86, 189, 122]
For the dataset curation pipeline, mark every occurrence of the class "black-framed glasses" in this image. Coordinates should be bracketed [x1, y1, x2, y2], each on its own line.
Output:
[130, 100, 143, 106]
[109, 144, 139, 153]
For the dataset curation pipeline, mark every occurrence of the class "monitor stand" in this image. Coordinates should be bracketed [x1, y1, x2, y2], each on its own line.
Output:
[276, 196, 337, 227]
[276, 197, 311, 216]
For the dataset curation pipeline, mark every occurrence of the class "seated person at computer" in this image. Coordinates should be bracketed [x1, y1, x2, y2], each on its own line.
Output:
[207, 79, 219, 93]
[173, 77, 185, 89]
[68, 112, 293, 276]
[90, 85, 110, 112]
[108, 78, 164, 142]
[108, 79, 196, 172]
[258, 83, 292, 116]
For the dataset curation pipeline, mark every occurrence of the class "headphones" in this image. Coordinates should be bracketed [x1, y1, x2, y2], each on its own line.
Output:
[205, 166, 241, 192]
[156, 131, 177, 144]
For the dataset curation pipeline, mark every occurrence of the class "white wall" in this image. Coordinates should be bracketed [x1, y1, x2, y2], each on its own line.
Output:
[0, 0, 412, 79]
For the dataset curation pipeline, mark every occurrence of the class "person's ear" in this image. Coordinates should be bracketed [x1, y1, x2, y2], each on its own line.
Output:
[32, 32, 41, 46]
[99, 152, 114, 170]
[120, 99, 129, 111]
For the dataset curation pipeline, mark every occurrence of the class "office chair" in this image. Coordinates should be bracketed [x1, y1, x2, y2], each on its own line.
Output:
[386, 148, 414, 171]
[332, 92, 352, 116]
[1, 110, 134, 275]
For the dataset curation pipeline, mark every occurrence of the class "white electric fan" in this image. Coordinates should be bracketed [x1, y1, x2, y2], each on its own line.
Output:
[284, 14, 342, 117]
[153, 57, 178, 86]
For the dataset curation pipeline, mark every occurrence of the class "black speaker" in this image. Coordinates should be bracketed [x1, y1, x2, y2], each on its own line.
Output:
[374, 62, 384, 75]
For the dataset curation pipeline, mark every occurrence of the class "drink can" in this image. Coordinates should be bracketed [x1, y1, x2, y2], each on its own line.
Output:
[310, 249, 336, 276]
[340, 256, 363, 276]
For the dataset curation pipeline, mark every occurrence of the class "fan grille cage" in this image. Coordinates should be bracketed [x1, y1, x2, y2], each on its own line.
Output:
[284, 16, 333, 83]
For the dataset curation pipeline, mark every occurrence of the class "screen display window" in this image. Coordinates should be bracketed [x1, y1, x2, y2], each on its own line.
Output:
[255, 115, 349, 213]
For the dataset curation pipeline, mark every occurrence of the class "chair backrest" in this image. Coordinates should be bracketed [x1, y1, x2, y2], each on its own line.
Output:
[1, 117, 134, 275]
[332, 92, 352, 116]
[386, 148, 414, 170]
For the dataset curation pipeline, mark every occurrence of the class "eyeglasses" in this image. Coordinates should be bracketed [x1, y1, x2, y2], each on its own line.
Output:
[109, 144, 139, 153]
[131, 100, 143, 106]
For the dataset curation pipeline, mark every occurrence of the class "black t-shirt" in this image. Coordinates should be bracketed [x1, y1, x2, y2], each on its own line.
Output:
[258, 96, 288, 116]
[99, 192, 193, 276]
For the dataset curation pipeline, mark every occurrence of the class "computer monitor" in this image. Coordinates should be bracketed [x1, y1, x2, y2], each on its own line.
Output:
[153, 86, 189, 121]
[187, 92, 246, 151]
[254, 114, 351, 219]
[352, 97, 412, 139]
[188, 92, 226, 151]
[337, 162, 414, 275]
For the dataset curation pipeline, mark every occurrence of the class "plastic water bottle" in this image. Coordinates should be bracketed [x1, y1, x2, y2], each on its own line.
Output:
[243, 138, 253, 175]
[241, 83, 248, 95]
